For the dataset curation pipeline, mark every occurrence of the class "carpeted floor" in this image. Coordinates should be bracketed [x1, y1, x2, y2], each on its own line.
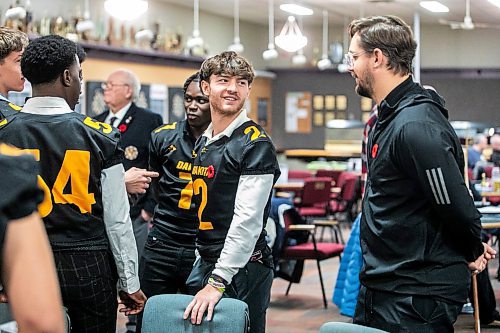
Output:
[117, 226, 500, 333]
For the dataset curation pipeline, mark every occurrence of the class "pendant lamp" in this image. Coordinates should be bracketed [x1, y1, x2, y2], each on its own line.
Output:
[275, 16, 307, 53]
[186, 0, 204, 49]
[228, 0, 244, 53]
[317, 10, 332, 70]
[262, 0, 278, 60]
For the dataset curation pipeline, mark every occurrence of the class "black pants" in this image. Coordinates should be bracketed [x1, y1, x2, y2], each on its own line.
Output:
[136, 235, 196, 332]
[353, 285, 462, 333]
[54, 250, 118, 333]
[186, 256, 273, 333]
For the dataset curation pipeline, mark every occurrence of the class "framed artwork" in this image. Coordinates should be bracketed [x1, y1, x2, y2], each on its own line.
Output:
[257, 98, 269, 127]
[336, 95, 347, 111]
[325, 112, 335, 122]
[285, 91, 312, 133]
[361, 97, 373, 112]
[313, 95, 324, 110]
[313, 111, 324, 126]
[167, 87, 185, 123]
[325, 95, 335, 110]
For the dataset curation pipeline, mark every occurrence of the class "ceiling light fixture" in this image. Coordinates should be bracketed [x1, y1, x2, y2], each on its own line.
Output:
[280, 3, 313, 16]
[263, 0, 278, 60]
[228, 0, 244, 53]
[186, 0, 204, 49]
[292, 49, 307, 66]
[104, 0, 148, 21]
[317, 10, 332, 70]
[419, 1, 449, 13]
[488, 0, 500, 9]
[275, 16, 308, 53]
[76, 0, 95, 33]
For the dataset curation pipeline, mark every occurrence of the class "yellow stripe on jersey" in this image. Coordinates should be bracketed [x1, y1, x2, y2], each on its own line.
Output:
[8, 103, 22, 111]
[154, 122, 177, 133]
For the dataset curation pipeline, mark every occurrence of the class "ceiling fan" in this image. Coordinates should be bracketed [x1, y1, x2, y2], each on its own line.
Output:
[439, 0, 500, 30]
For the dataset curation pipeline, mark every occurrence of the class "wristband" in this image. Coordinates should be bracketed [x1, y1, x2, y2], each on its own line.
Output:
[207, 274, 226, 293]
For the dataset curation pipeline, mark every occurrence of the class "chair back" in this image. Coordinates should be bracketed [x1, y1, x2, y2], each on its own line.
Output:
[141, 294, 249, 333]
[288, 169, 314, 181]
[319, 322, 388, 333]
[300, 177, 332, 207]
[316, 169, 343, 185]
[340, 177, 358, 202]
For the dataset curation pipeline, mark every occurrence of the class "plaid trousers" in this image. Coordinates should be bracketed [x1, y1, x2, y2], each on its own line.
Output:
[54, 250, 118, 333]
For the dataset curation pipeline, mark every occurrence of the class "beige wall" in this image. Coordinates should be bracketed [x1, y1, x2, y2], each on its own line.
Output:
[83, 58, 273, 129]
[82, 58, 197, 85]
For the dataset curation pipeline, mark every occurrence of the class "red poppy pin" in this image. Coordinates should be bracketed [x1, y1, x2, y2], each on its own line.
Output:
[371, 144, 379, 158]
[207, 165, 215, 179]
[118, 124, 127, 133]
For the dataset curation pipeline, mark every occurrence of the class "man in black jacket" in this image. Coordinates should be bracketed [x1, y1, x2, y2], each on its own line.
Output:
[346, 15, 495, 332]
[95, 69, 162, 332]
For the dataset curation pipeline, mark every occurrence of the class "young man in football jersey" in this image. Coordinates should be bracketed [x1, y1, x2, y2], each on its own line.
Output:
[0, 27, 28, 119]
[0, 145, 65, 333]
[136, 72, 211, 332]
[0, 35, 146, 333]
[183, 51, 280, 333]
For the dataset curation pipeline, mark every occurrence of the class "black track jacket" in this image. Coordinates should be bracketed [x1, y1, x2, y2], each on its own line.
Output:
[361, 77, 483, 303]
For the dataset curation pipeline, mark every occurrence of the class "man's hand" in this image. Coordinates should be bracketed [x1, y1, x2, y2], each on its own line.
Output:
[124, 167, 159, 194]
[468, 242, 496, 274]
[0, 290, 8, 303]
[118, 289, 147, 316]
[183, 285, 223, 324]
[141, 209, 153, 222]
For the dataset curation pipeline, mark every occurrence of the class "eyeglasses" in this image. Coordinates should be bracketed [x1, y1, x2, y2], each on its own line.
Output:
[101, 82, 129, 90]
[344, 50, 370, 68]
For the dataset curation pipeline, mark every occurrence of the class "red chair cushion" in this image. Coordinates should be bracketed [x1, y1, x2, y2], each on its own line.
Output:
[298, 207, 327, 216]
[282, 242, 344, 260]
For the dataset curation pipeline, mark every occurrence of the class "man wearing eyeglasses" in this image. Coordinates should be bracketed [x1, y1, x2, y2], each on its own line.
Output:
[95, 68, 162, 333]
[347, 16, 496, 332]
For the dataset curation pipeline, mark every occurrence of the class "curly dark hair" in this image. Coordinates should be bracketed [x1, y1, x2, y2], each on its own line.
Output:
[348, 15, 416, 76]
[182, 71, 201, 96]
[199, 51, 254, 84]
[21, 35, 78, 85]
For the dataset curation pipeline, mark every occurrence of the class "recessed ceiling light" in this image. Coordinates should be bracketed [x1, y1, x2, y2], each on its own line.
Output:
[488, 0, 500, 9]
[280, 4, 313, 16]
[419, 1, 449, 13]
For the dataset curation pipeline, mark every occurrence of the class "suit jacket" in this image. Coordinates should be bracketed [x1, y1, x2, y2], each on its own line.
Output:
[95, 102, 163, 217]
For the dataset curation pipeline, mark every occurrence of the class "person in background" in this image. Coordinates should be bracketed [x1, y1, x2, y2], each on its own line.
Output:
[136, 72, 211, 332]
[0, 27, 28, 119]
[468, 134, 488, 170]
[183, 51, 280, 333]
[95, 69, 163, 262]
[347, 15, 495, 332]
[0, 35, 146, 333]
[0, 145, 65, 333]
[490, 133, 500, 166]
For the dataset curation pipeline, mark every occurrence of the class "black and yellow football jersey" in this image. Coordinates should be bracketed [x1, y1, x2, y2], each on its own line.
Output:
[0, 112, 122, 250]
[149, 120, 199, 247]
[0, 145, 43, 247]
[192, 120, 281, 260]
[0, 99, 22, 121]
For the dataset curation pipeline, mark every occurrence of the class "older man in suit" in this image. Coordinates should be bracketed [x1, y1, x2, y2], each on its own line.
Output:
[95, 69, 162, 332]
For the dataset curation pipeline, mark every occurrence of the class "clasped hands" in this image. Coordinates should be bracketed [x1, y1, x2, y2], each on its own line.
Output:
[468, 242, 496, 275]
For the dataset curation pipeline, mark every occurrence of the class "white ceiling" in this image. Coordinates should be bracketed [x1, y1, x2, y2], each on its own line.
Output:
[158, 0, 500, 27]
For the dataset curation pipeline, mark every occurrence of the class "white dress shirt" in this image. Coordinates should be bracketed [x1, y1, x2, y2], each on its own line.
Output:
[103, 101, 132, 127]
